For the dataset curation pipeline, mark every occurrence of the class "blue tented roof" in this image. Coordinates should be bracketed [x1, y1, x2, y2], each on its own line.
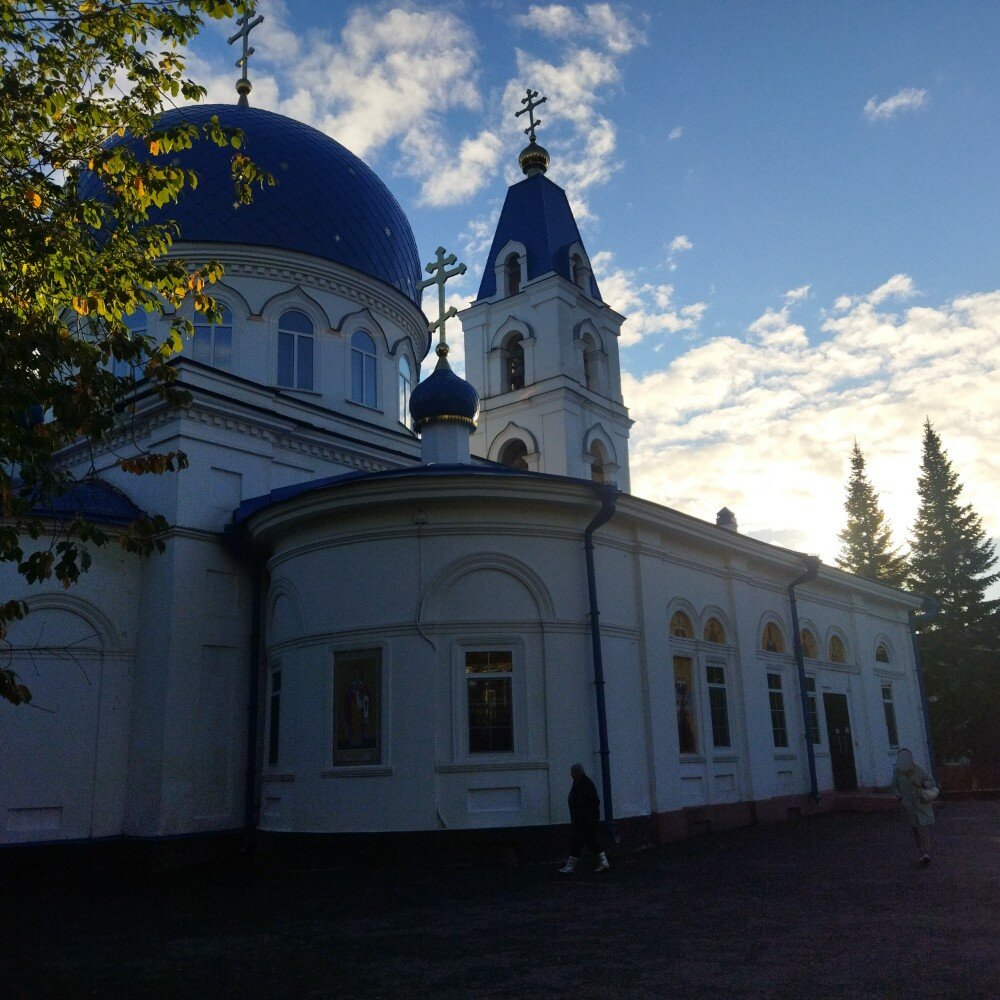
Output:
[475, 173, 601, 301]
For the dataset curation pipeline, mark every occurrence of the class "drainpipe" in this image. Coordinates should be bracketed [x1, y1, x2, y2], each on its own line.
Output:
[583, 482, 619, 837]
[243, 561, 263, 837]
[788, 555, 822, 803]
[909, 596, 939, 780]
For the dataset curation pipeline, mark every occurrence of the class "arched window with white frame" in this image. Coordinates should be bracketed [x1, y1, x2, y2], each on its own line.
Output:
[505, 253, 521, 296]
[398, 355, 412, 426]
[193, 304, 233, 370]
[277, 309, 314, 390]
[350, 330, 378, 407]
[502, 332, 525, 391]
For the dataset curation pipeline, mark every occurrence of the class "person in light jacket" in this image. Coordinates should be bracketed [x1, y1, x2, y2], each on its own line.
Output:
[559, 764, 609, 873]
[891, 747, 936, 866]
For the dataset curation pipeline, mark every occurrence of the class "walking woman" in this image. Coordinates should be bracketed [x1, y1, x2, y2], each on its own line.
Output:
[559, 764, 609, 873]
[891, 747, 937, 867]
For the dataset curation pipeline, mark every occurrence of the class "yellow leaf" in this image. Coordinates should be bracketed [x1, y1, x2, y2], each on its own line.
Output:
[25, 190, 42, 209]
[149, 140, 161, 156]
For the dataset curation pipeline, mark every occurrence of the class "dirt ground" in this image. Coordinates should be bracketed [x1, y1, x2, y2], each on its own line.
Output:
[2, 801, 997, 999]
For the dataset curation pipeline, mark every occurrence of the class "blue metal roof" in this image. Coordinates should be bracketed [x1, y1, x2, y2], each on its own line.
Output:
[90, 105, 423, 307]
[231, 462, 584, 527]
[476, 173, 602, 301]
[28, 480, 145, 527]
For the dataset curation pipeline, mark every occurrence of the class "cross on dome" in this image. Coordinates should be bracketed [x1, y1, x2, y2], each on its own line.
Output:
[515, 88, 547, 142]
[228, 8, 265, 107]
[418, 246, 467, 362]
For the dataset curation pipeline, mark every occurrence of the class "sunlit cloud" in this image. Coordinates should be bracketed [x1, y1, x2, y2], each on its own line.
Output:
[593, 251, 707, 347]
[623, 279, 1000, 563]
[863, 87, 928, 121]
[667, 126, 683, 141]
[515, 3, 647, 54]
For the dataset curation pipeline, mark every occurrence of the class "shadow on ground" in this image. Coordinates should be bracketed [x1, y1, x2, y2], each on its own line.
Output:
[2, 801, 997, 999]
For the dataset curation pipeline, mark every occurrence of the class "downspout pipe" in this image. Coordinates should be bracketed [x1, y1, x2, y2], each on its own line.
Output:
[244, 564, 263, 836]
[788, 555, 822, 803]
[909, 596, 939, 780]
[583, 482, 619, 838]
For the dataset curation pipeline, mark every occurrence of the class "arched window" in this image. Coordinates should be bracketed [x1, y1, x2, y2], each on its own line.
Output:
[350, 330, 378, 407]
[571, 253, 584, 288]
[112, 309, 148, 380]
[800, 629, 818, 659]
[277, 309, 313, 390]
[398, 356, 412, 427]
[590, 440, 609, 483]
[703, 617, 726, 643]
[670, 610, 694, 639]
[505, 253, 521, 296]
[503, 333, 525, 391]
[875, 643, 890, 663]
[762, 621, 785, 654]
[498, 439, 529, 471]
[193, 305, 233, 369]
[829, 635, 847, 663]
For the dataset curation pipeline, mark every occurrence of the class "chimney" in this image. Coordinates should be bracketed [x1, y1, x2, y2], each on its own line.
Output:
[716, 507, 738, 532]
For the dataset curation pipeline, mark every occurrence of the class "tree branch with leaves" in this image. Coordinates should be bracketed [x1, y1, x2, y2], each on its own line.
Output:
[0, 0, 272, 704]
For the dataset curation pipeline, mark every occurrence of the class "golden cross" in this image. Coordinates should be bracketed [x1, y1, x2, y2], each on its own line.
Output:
[228, 9, 265, 106]
[515, 88, 547, 142]
[417, 246, 467, 351]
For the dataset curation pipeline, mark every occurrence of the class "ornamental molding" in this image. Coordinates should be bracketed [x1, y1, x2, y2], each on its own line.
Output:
[168, 243, 429, 352]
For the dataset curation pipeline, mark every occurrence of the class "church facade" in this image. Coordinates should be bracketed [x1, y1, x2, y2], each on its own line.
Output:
[1, 100, 929, 851]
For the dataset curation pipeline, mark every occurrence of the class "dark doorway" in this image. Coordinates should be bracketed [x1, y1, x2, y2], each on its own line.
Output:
[823, 692, 858, 791]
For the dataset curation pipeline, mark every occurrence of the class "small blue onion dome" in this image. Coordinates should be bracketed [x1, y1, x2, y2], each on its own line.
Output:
[409, 346, 480, 431]
[84, 105, 423, 307]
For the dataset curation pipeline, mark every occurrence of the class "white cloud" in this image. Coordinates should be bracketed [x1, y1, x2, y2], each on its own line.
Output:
[593, 251, 707, 347]
[623, 280, 1000, 564]
[667, 126, 683, 141]
[515, 3, 647, 54]
[666, 234, 693, 270]
[863, 87, 928, 121]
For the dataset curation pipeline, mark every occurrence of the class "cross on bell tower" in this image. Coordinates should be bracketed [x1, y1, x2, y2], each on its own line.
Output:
[515, 88, 547, 142]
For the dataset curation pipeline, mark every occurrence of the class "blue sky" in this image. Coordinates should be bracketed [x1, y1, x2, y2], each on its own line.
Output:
[184, 1, 1000, 564]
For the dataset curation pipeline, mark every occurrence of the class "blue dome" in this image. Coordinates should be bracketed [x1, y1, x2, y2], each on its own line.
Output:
[102, 105, 422, 306]
[409, 353, 480, 430]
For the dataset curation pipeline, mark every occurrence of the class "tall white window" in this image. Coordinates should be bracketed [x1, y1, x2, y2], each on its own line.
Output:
[351, 330, 377, 407]
[398, 355, 412, 426]
[881, 684, 900, 747]
[706, 663, 731, 748]
[466, 651, 514, 753]
[805, 675, 821, 744]
[767, 672, 789, 748]
[277, 309, 314, 390]
[193, 305, 233, 369]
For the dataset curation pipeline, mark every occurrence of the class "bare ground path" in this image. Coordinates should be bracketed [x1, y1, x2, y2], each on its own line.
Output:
[2, 801, 997, 999]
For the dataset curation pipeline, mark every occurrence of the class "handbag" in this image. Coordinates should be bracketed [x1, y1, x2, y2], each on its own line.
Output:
[919, 785, 940, 803]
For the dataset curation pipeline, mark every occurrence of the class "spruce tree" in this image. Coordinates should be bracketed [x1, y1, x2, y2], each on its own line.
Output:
[910, 419, 1000, 761]
[835, 441, 908, 588]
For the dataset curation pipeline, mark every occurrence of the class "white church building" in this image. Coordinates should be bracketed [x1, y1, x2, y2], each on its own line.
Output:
[1, 92, 930, 854]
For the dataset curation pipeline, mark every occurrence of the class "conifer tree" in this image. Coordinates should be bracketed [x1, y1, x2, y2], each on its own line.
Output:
[910, 419, 999, 761]
[835, 441, 908, 588]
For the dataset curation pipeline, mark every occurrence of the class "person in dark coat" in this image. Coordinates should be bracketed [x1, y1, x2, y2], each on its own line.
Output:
[559, 763, 609, 873]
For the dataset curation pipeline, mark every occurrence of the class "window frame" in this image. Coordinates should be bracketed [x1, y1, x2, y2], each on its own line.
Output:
[276, 309, 315, 391]
[464, 650, 515, 755]
[266, 663, 282, 768]
[331, 647, 383, 766]
[706, 660, 732, 749]
[192, 303, 234, 370]
[349, 330, 379, 408]
[881, 682, 900, 748]
[398, 354, 412, 427]
[451, 638, 526, 762]
[804, 674, 822, 745]
[767, 672, 789, 748]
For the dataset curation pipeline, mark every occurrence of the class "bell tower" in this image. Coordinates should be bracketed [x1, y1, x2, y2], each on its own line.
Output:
[458, 89, 632, 490]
